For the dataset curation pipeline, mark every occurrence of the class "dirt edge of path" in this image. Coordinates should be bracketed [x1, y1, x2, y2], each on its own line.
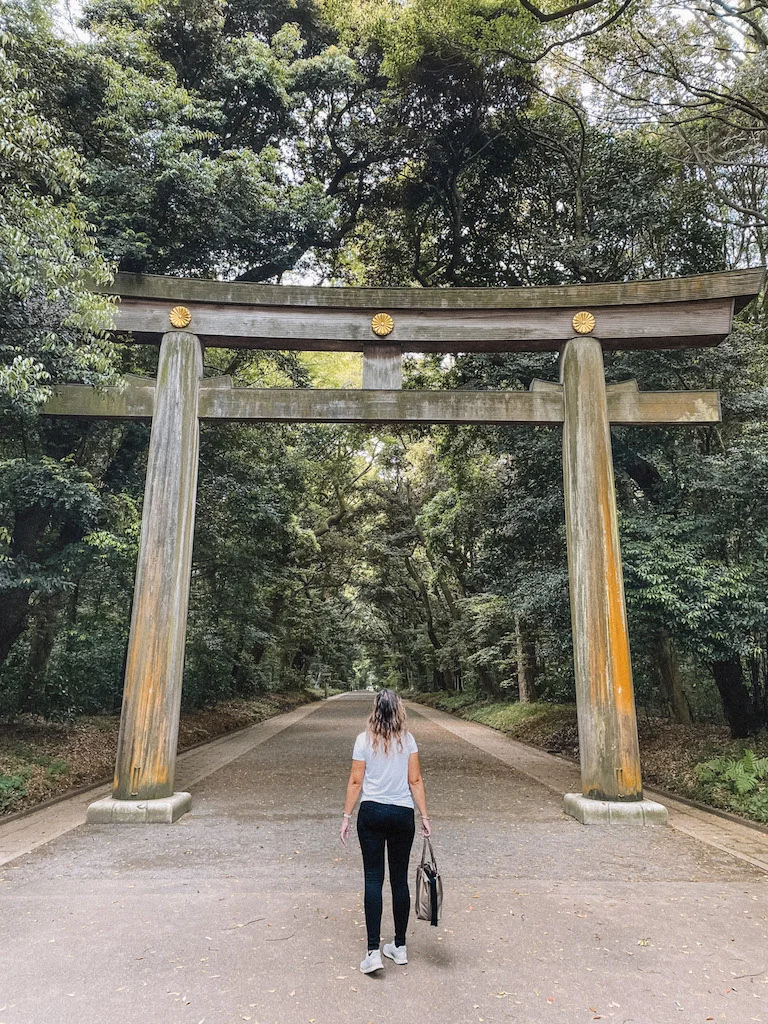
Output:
[404, 691, 768, 830]
[0, 690, 332, 818]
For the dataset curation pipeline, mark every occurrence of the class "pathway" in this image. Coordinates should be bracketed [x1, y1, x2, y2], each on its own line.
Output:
[1, 693, 767, 1024]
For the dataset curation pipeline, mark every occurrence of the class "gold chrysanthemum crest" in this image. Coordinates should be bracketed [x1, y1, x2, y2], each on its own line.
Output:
[371, 312, 394, 337]
[169, 305, 192, 329]
[572, 310, 596, 335]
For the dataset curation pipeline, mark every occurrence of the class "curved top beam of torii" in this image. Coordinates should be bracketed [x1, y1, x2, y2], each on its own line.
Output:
[104, 268, 764, 353]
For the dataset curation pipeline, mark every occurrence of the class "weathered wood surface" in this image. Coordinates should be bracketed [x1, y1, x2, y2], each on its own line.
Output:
[113, 332, 203, 801]
[107, 268, 763, 310]
[606, 390, 720, 424]
[45, 380, 156, 418]
[197, 387, 566, 424]
[362, 347, 403, 389]
[116, 296, 736, 350]
[42, 382, 721, 425]
[561, 335, 644, 802]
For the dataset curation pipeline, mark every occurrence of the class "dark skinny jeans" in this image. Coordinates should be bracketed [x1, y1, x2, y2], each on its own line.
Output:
[357, 800, 415, 950]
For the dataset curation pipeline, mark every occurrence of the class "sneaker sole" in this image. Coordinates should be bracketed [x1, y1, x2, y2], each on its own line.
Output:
[360, 963, 384, 974]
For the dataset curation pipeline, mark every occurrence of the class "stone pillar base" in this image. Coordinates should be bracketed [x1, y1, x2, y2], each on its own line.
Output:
[564, 793, 668, 825]
[86, 792, 191, 824]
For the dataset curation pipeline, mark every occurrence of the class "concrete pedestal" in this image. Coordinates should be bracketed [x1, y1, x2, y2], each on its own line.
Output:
[564, 793, 668, 825]
[86, 792, 191, 824]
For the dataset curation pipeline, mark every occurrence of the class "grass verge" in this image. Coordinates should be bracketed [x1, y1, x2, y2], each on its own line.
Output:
[0, 690, 324, 817]
[405, 691, 768, 824]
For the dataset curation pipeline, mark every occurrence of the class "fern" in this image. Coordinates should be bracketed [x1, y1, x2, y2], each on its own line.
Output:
[695, 750, 768, 816]
[742, 750, 758, 775]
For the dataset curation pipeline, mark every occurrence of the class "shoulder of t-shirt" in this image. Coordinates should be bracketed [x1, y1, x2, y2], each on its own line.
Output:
[406, 730, 418, 752]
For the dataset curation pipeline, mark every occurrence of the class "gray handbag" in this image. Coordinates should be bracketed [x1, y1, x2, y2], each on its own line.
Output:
[415, 836, 443, 926]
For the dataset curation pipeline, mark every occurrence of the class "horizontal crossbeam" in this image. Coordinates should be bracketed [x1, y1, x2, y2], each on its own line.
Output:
[44, 381, 156, 419]
[117, 298, 738, 352]
[43, 383, 721, 426]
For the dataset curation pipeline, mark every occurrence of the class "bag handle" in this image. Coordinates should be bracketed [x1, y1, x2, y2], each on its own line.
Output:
[421, 836, 438, 871]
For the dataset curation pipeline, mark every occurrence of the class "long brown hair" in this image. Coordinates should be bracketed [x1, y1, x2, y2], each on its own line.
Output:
[367, 688, 407, 754]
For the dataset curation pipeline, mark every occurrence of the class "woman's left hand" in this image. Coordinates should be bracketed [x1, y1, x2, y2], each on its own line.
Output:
[340, 816, 350, 846]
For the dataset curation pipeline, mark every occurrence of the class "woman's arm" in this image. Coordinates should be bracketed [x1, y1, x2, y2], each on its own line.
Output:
[340, 759, 365, 846]
[408, 752, 431, 837]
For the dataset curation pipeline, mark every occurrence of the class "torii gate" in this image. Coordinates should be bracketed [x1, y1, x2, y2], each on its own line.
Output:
[42, 269, 763, 825]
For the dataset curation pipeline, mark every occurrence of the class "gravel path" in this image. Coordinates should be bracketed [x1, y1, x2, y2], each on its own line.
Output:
[1, 692, 766, 1024]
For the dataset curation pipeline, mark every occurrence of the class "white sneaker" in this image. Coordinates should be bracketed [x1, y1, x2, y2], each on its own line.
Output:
[360, 949, 384, 974]
[383, 941, 408, 965]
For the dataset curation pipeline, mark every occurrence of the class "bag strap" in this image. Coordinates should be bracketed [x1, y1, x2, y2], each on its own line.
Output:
[429, 870, 438, 926]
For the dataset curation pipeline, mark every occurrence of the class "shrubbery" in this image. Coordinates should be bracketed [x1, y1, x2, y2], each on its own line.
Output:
[695, 750, 768, 822]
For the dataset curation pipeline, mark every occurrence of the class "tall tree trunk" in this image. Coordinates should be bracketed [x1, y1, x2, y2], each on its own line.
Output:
[0, 589, 34, 668]
[22, 592, 67, 712]
[432, 667, 448, 691]
[710, 657, 761, 737]
[0, 505, 51, 667]
[477, 665, 500, 697]
[654, 628, 691, 725]
[405, 555, 447, 667]
[515, 614, 538, 703]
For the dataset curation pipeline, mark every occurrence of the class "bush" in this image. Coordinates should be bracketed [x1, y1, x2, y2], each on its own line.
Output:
[694, 750, 768, 821]
[0, 619, 127, 721]
[0, 771, 29, 813]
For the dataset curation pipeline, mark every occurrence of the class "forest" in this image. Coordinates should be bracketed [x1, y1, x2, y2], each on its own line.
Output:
[2, 0, 768, 815]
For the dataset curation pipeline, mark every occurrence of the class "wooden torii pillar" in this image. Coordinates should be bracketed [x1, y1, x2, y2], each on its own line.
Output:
[42, 270, 763, 824]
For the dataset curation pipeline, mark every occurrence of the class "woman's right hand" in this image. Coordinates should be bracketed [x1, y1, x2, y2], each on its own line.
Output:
[421, 816, 432, 838]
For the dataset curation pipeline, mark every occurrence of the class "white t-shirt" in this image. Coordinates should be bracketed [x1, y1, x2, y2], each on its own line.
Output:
[352, 730, 418, 808]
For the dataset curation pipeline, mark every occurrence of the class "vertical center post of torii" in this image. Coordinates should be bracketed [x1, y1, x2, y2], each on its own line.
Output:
[362, 342, 402, 389]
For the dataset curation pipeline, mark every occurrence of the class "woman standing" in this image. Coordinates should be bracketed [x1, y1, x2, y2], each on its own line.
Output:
[340, 689, 431, 974]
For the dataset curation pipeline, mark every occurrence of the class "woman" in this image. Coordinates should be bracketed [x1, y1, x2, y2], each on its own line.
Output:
[340, 688, 431, 975]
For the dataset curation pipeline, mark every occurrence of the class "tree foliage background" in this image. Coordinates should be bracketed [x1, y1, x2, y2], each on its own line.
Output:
[1, 0, 768, 737]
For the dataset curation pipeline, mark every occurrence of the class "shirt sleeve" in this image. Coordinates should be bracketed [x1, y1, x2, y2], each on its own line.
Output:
[352, 733, 367, 761]
[407, 731, 418, 754]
